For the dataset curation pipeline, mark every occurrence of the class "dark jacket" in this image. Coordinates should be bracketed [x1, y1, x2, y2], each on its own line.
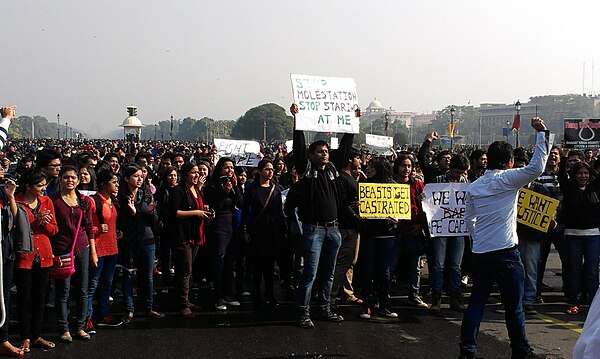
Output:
[169, 184, 205, 245]
[117, 185, 156, 268]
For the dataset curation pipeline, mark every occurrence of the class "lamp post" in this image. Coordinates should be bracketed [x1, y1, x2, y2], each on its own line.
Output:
[154, 124, 158, 141]
[515, 100, 521, 147]
[65, 122, 68, 139]
[170, 115, 174, 140]
[506, 120, 510, 142]
[449, 106, 456, 150]
[57, 113, 60, 139]
[384, 111, 390, 136]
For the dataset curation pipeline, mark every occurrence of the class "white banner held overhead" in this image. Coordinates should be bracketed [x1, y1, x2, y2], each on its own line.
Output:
[366, 133, 393, 153]
[214, 139, 260, 155]
[291, 73, 360, 134]
[422, 183, 470, 237]
[214, 139, 261, 167]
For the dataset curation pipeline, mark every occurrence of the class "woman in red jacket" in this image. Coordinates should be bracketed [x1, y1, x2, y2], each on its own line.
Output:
[15, 169, 59, 353]
[86, 169, 123, 331]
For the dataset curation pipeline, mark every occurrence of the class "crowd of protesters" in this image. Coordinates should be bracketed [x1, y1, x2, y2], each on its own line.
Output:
[0, 104, 594, 358]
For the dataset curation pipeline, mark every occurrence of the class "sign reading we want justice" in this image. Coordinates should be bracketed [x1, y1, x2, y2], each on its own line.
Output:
[291, 74, 360, 134]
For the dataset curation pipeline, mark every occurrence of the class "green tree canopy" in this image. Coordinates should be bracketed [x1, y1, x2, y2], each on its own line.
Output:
[231, 103, 293, 141]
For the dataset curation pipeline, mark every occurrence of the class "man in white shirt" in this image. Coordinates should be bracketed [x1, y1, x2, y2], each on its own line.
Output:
[459, 117, 549, 359]
[0, 106, 15, 150]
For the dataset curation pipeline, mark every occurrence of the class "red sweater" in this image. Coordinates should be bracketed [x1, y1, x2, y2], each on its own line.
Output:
[15, 195, 59, 269]
[89, 193, 118, 257]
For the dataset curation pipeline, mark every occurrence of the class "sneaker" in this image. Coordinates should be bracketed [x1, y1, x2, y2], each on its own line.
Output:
[123, 311, 134, 324]
[409, 296, 429, 308]
[297, 313, 314, 328]
[215, 299, 227, 311]
[461, 275, 470, 286]
[379, 308, 398, 318]
[450, 295, 467, 312]
[320, 309, 344, 322]
[97, 315, 124, 327]
[360, 307, 372, 319]
[540, 282, 553, 290]
[84, 317, 96, 334]
[223, 297, 240, 307]
[523, 305, 538, 315]
[534, 296, 544, 304]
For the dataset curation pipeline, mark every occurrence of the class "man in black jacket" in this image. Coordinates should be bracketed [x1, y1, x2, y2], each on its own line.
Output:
[287, 104, 358, 328]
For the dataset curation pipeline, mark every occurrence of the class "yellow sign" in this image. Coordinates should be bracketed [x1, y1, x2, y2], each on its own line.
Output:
[516, 188, 559, 232]
[358, 183, 411, 219]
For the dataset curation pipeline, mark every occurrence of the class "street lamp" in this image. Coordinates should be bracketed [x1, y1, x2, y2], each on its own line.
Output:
[65, 122, 68, 139]
[515, 100, 521, 147]
[154, 124, 158, 141]
[449, 106, 456, 150]
[57, 113, 60, 139]
[506, 120, 510, 142]
[384, 111, 390, 136]
[263, 118, 267, 143]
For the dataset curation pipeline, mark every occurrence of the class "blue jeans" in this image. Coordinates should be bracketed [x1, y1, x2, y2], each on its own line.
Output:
[397, 233, 424, 300]
[565, 235, 600, 305]
[518, 238, 540, 305]
[460, 247, 530, 358]
[55, 246, 90, 333]
[359, 236, 395, 310]
[122, 243, 155, 313]
[87, 254, 119, 318]
[295, 223, 341, 314]
[431, 236, 465, 295]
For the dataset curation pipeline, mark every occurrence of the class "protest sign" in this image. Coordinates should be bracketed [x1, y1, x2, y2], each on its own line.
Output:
[366, 133, 393, 154]
[285, 140, 293, 151]
[517, 188, 559, 232]
[564, 118, 600, 149]
[214, 139, 260, 155]
[358, 183, 411, 219]
[291, 74, 360, 134]
[422, 183, 469, 237]
[214, 139, 261, 167]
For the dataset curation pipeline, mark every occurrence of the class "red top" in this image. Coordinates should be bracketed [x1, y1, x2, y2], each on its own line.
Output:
[193, 191, 205, 246]
[89, 193, 118, 257]
[15, 194, 59, 269]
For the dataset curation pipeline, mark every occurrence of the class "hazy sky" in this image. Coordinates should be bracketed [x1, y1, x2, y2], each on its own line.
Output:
[3, 0, 600, 136]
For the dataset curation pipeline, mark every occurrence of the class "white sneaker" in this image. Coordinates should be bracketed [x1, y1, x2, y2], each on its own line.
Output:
[224, 297, 240, 307]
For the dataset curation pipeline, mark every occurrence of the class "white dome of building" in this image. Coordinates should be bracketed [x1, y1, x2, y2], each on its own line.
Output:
[368, 99, 383, 109]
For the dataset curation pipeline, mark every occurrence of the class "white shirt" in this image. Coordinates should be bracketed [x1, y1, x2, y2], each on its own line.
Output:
[466, 131, 549, 253]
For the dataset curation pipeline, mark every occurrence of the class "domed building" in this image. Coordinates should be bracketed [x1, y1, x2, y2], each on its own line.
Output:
[120, 106, 144, 142]
[363, 98, 415, 133]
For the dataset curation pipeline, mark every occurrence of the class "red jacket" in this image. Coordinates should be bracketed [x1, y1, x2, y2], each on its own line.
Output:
[90, 193, 118, 257]
[15, 194, 59, 269]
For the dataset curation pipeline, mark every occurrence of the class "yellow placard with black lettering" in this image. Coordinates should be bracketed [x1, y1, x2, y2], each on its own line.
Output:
[516, 188, 559, 232]
[358, 183, 411, 219]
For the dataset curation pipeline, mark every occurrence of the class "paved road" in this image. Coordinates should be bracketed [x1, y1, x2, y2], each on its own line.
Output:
[16, 249, 584, 359]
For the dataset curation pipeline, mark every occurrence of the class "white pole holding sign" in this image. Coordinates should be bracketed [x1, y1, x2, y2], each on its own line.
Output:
[291, 74, 360, 134]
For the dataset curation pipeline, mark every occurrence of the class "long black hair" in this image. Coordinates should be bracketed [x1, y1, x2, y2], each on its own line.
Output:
[211, 157, 235, 182]
[60, 165, 89, 227]
[369, 156, 394, 183]
[16, 168, 47, 195]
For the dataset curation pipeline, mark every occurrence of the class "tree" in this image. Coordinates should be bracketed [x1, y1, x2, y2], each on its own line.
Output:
[231, 103, 294, 141]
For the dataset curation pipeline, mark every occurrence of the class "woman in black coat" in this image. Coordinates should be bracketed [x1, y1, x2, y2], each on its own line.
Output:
[203, 157, 243, 311]
[169, 162, 211, 318]
[242, 159, 285, 306]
